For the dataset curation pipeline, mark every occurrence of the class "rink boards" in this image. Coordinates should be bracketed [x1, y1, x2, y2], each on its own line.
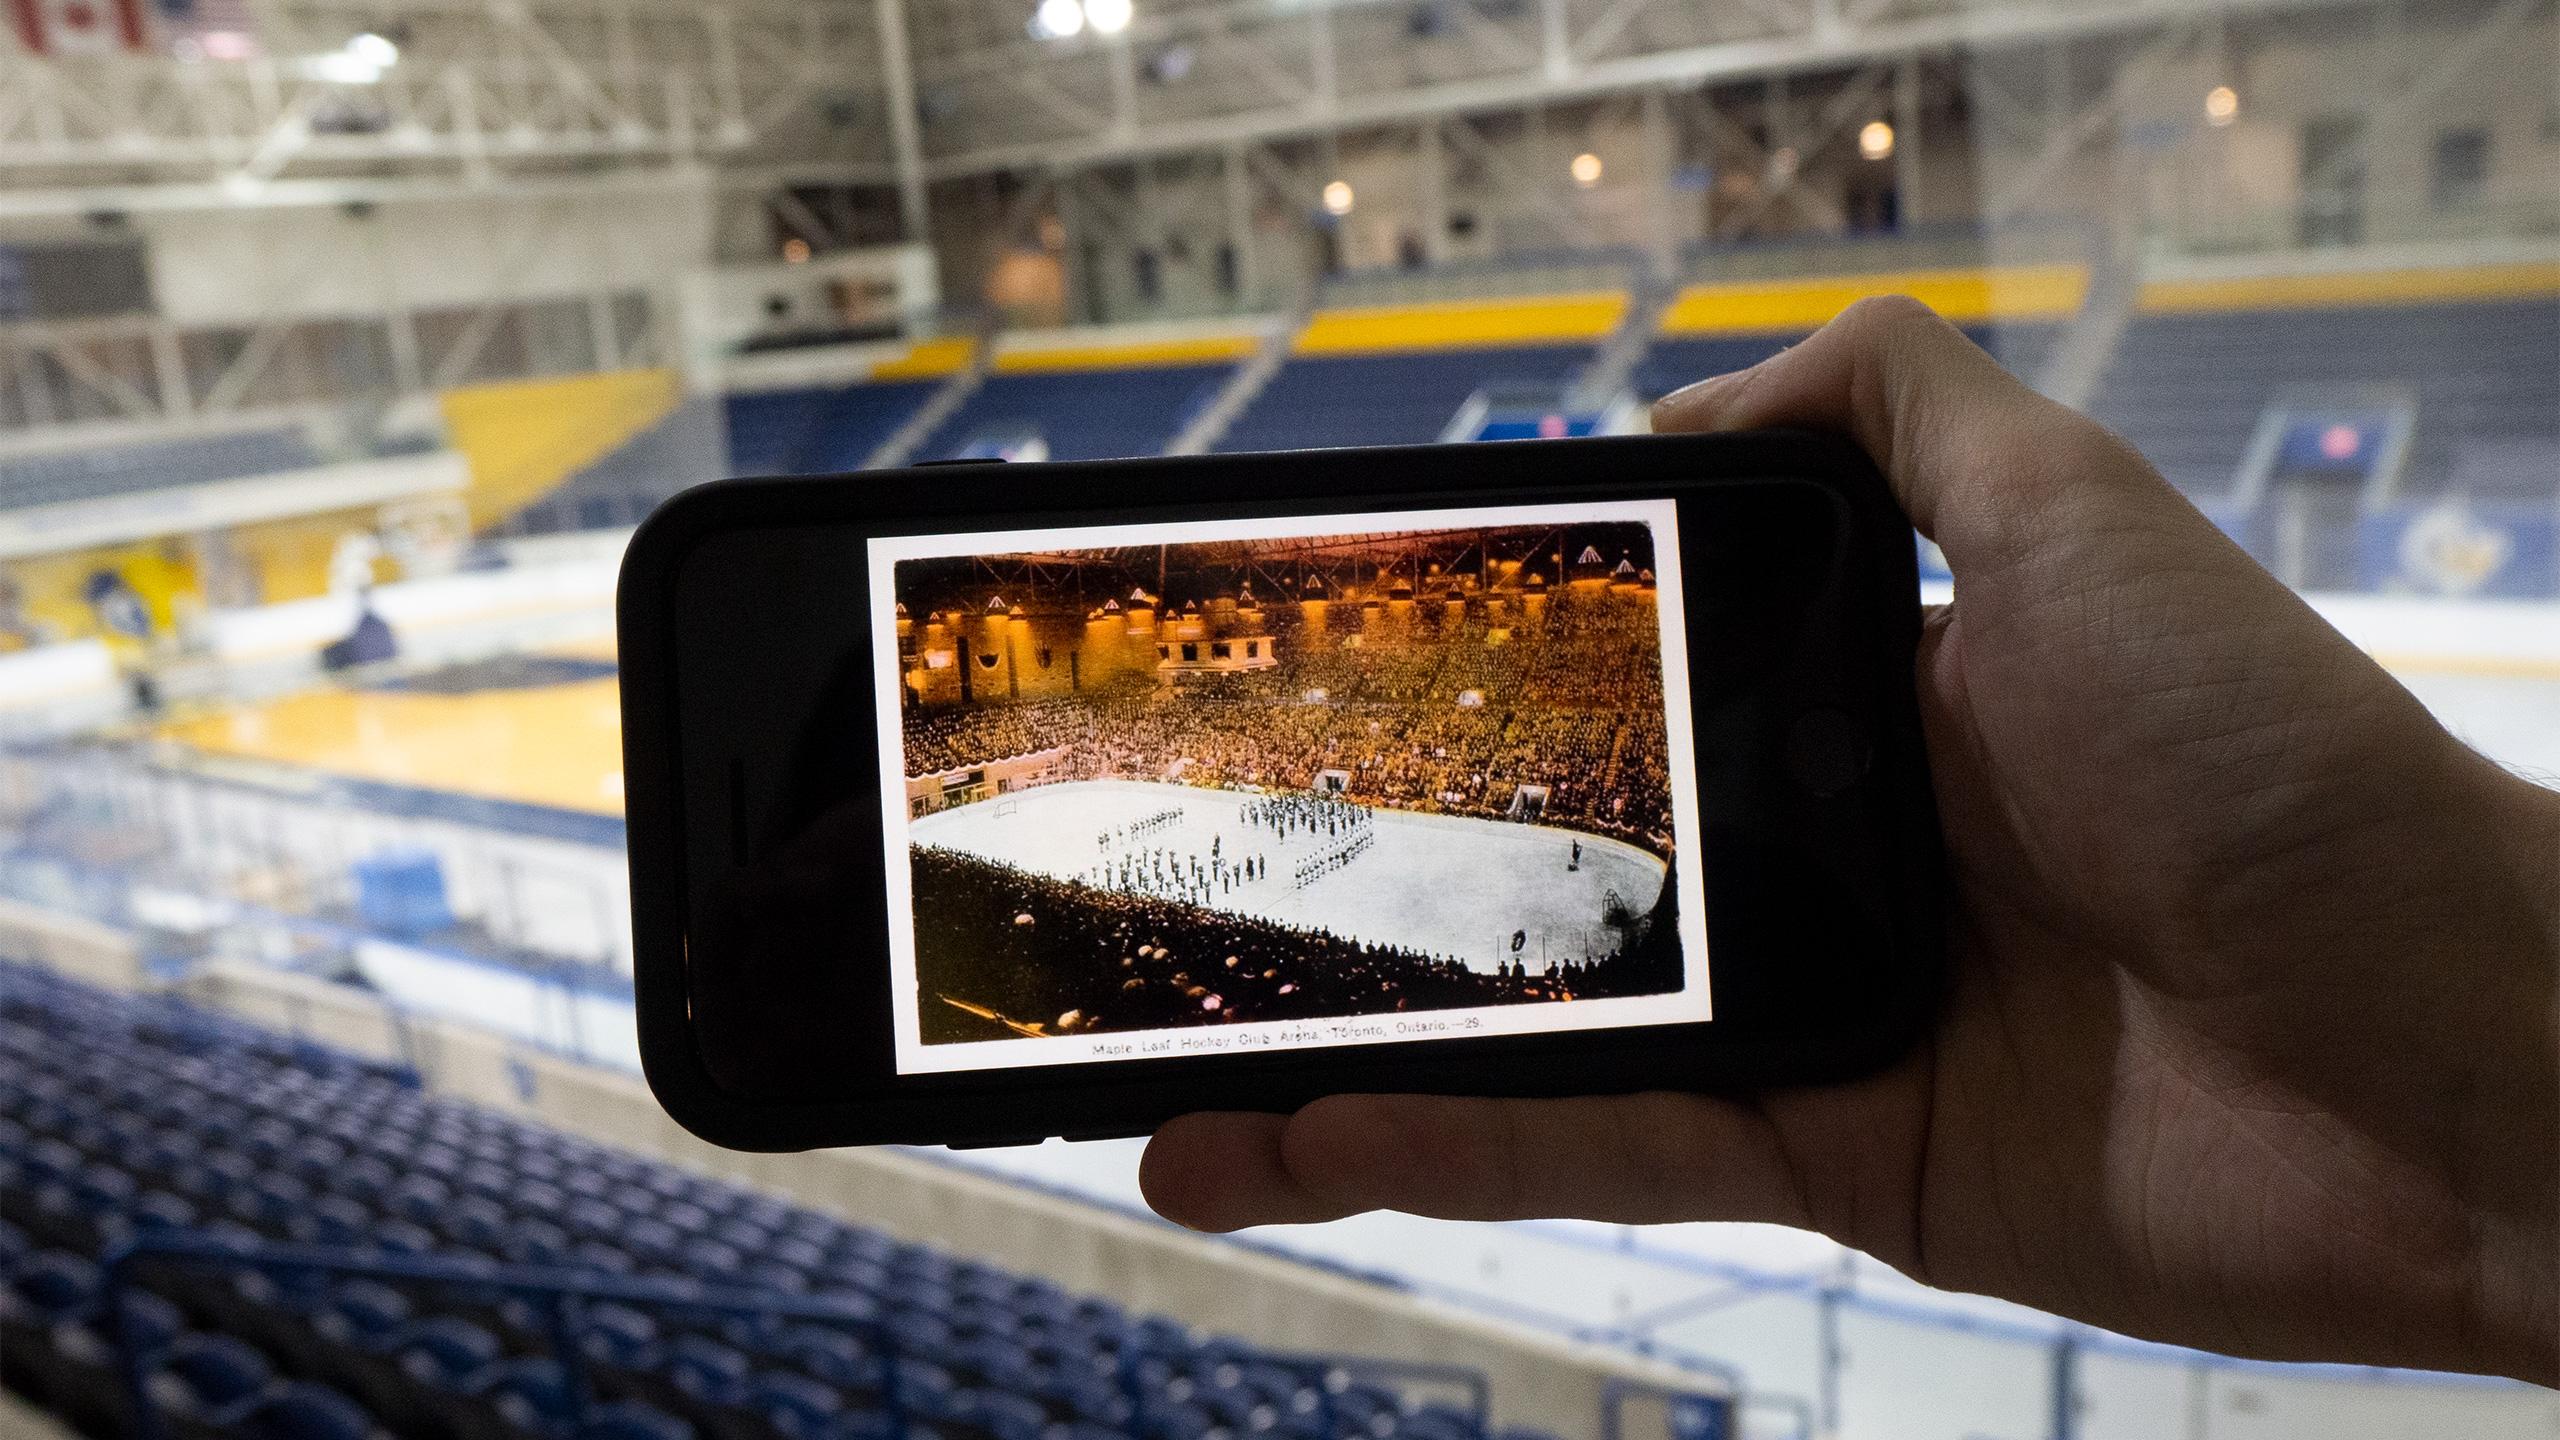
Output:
[909, 778, 1666, 973]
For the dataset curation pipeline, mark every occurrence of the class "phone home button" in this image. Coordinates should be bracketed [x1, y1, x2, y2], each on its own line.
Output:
[1786, 707, 1870, 797]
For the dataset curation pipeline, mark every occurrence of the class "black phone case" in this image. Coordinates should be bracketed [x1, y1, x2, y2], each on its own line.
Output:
[619, 432, 1942, 1151]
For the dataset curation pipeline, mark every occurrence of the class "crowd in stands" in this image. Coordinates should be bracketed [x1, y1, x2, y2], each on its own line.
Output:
[900, 585, 1676, 850]
[911, 848, 1677, 1043]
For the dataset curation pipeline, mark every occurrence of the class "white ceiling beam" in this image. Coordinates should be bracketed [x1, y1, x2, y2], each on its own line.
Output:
[0, 162, 759, 220]
[915, 0, 2384, 181]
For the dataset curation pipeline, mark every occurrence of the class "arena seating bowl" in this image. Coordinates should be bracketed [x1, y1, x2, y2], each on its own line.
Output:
[0, 430, 323, 511]
[724, 383, 939, 478]
[920, 368, 1234, 464]
[1215, 346, 1595, 453]
[2089, 298, 2560, 495]
[0, 961, 1565, 1440]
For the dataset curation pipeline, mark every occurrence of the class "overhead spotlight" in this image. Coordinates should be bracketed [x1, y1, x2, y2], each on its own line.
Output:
[1859, 120, 1895, 161]
[1322, 179, 1355, 216]
[1084, 0, 1134, 36]
[2204, 85, 2239, 126]
[303, 31, 398, 83]
[1029, 0, 1084, 40]
[306, 49, 387, 84]
[1570, 151, 1603, 187]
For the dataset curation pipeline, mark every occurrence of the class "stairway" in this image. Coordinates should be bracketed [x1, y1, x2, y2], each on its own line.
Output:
[1567, 267, 1683, 411]
[2035, 213, 2146, 413]
[864, 338, 992, 470]
[1165, 309, 1306, 456]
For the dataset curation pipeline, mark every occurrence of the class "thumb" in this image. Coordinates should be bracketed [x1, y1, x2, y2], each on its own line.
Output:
[1650, 296, 2181, 577]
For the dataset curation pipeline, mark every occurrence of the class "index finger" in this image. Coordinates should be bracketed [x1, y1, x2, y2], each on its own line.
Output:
[1649, 295, 2159, 573]
[1139, 1091, 1811, 1232]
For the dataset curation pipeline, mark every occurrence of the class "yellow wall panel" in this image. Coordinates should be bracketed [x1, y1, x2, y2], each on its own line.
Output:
[439, 368, 681, 530]
[2137, 261, 2560, 314]
[9, 541, 199, 641]
[1293, 292, 1630, 355]
[232, 509, 382, 605]
[992, 336, 1258, 372]
[1660, 265, 2089, 335]
[870, 336, 978, 380]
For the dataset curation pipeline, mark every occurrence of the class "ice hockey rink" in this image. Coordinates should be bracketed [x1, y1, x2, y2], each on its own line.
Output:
[910, 777, 1669, 972]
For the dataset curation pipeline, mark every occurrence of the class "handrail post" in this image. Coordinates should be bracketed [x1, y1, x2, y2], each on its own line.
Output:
[874, 1313, 905, 1432]
[544, 1289, 593, 1427]
[1116, 1332, 1144, 1427]
[101, 1242, 166, 1440]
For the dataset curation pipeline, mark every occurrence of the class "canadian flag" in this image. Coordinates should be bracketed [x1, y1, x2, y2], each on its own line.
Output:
[9, 0, 149, 53]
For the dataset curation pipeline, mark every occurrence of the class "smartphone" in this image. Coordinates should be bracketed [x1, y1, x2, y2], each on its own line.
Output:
[618, 432, 1941, 1151]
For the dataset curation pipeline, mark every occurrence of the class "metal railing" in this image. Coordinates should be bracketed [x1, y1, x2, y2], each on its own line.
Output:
[2149, 193, 2560, 259]
[1318, 248, 1648, 309]
[1681, 218, 2097, 284]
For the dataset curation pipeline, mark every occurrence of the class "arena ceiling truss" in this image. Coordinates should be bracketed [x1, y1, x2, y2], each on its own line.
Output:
[0, 0, 2420, 217]
[947, 523, 1616, 607]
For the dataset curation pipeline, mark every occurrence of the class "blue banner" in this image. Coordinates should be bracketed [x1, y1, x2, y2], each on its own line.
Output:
[1472, 411, 1604, 442]
[2358, 501, 2558, 599]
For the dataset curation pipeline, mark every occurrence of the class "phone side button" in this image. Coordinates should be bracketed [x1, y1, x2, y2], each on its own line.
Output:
[918, 458, 1006, 467]
[1061, 1126, 1148, 1143]
[1786, 707, 1871, 797]
[946, 1135, 1043, 1150]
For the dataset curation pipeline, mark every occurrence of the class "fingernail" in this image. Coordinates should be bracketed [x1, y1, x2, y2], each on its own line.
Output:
[1648, 366, 1751, 422]
[1654, 372, 1737, 414]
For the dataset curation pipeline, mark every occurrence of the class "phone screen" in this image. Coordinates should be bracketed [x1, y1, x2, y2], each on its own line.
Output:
[868, 498, 1712, 1075]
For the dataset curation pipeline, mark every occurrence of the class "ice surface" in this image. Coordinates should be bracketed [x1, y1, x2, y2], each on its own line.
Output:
[910, 779, 1666, 972]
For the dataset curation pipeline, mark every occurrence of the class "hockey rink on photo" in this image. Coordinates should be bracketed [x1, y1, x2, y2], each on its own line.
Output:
[910, 777, 1668, 973]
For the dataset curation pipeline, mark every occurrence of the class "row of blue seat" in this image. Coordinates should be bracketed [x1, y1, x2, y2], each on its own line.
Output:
[2090, 299, 2560, 496]
[726, 384, 938, 478]
[0, 961, 1549, 1440]
[1217, 346, 1592, 454]
[0, 429, 321, 512]
[919, 369, 1229, 463]
[706, 298, 2546, 479]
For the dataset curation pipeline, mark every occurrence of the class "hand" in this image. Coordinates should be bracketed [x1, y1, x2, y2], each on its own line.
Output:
[1139, 297, 2560, 1382]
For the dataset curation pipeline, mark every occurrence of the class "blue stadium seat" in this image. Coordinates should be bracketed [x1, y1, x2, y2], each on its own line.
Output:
[1217, 345, 1593, 453]
[918, 365, 1231, 462]
[2088, 299, 2560, 495]
[316, 1279, 414, 1351]
[3, 1250, 98, 1323]
[507, 396, 730, 537]
[149, 1332, 277, 1422]
[0, 958, 1516, 1440]
[579, 1398, 701, 1440]
[13, 1284, 180, 1433]
[0, 427, 324, 511]
[236, 1381, 383, 1440]
[726, 383, 937, 476]
[397, 1314, 506, 1389]
[471, 1354, 576, 1431]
